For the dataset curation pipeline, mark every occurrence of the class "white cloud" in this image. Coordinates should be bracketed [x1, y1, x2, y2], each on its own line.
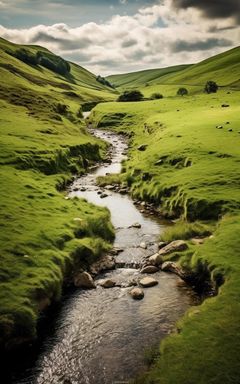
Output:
[0, 0, 238, 75]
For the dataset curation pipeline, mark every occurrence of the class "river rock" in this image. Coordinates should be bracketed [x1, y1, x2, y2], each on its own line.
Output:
[140, 265, 159, 274]
[131, 222, 141, 228]
[98, 279, 116, 288]
[159, 240, 188, 256]
[158, 241, 167, 249]
[161, 261, 182, 276]
[149, 253, 164, 266]
[105, 185, 115, 190]
[140, 277, 158, 287]
[129, 287, 144, 300]
[74, 271, 96, 289]
[100, 193, 108, 199]
[119, 188, 128, 194]
[140, 242, 147, 249]
[90, 255, 115, 275]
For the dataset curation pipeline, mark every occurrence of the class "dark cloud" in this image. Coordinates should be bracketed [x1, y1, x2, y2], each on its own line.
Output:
[172, 0, 240, 22]
[172, 38, 232, 53]
[31, 32, 91, 50]
[208, 25, 237, 33]
[121, 38, 138, 48]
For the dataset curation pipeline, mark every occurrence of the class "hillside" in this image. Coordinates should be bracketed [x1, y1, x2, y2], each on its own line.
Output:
[0, 38, 116, 352]
[107, 46, 240, 97]
[107, 64, 190, 88]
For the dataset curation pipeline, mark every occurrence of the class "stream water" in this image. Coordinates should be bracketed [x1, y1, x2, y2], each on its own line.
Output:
[17, 116, 198, 384]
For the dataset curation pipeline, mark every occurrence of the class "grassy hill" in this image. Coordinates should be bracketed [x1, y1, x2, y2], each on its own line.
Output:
[107, 46, 240, 97]
[0, 38, 116, 352]
[107, 64, 190, 88]
[91, 56, 240, 383]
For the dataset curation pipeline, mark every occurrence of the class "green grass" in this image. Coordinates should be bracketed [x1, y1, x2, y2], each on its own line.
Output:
[160, 220, 213, 243]
[0, 38, 116, 349]
[91, 78, 240, 382]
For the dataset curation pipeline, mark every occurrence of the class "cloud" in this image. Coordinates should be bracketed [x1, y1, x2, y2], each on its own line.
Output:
[0, 1, 239, 75]
[172, 38, 232, 53]
[172, 0, 240, 23]
[121, 38, 138, 48]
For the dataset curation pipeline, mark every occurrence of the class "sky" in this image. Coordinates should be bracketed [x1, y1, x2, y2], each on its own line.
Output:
[0, 0, 239, 75]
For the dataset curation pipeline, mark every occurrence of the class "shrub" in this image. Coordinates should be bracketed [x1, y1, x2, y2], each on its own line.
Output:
[204, 81, 218, 94]
[177, 87, 188, 96]
[151, 92, 163, 99]
[117, 90, 144, 102]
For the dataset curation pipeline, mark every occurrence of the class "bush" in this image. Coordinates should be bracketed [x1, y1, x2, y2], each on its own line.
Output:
[177, 87, 188, 96]
[204, 81, 218, 94]
[151, 92, 163, 99]
[36, 51, 71, 76]
[117, 90, 144, 102]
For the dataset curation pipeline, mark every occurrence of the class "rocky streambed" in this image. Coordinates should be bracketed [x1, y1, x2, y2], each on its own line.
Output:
[17, 123, 198, 384]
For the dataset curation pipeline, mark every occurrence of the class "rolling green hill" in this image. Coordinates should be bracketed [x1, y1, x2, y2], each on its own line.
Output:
[107, 64, 190, 88]
[107, 46, 240, 97]
[0, 38, 116, 351]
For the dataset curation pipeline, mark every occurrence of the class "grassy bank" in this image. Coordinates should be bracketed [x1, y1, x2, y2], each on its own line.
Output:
[0, 39, 116, 350]
[90, 83, 240, 382]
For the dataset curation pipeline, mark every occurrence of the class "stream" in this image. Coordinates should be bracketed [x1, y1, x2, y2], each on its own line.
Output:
[17, 115, 198, 384]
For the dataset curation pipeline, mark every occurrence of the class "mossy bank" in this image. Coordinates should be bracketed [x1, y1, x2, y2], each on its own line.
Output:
[90, 67, 240, 383]
[0, 38, 116, 351]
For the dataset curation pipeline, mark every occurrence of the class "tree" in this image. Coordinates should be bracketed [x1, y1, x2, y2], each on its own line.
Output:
[117, 90, 144, 102]
[205, 81, 218, 94]
[151, 92, 163, 99]
[177, 87, 188, 96]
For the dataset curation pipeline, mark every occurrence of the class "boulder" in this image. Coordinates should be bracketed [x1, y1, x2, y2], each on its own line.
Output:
[140, 277, 158, 288]
[73, 271, 96, 289]
[129, 287, 144, 300]
[98, 279, 116, 288]
[149, 253, 164, 266]
[140, 265, 159, 274]
[159, 240, 188, 256]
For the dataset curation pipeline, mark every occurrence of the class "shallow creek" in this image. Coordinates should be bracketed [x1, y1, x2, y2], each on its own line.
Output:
[19, 118, 198, 384]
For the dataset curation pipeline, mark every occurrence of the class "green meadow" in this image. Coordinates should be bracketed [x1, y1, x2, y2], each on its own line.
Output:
[91, 46, 240, 383]
[1, 33, 240, 383]
[0, 38, 116, 349]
